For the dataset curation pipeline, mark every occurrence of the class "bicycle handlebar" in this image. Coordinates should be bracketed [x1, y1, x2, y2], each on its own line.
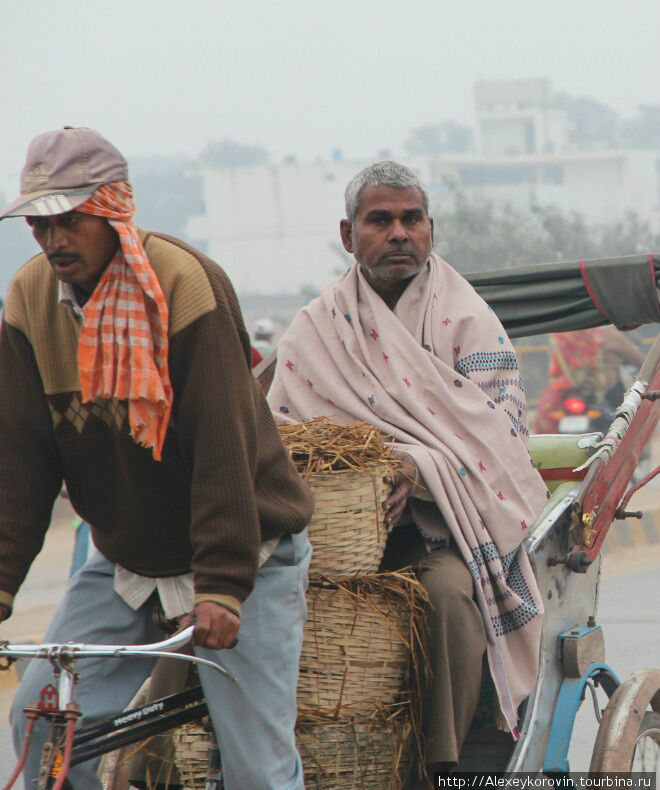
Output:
[0, 625, 196, 657]
[0, 625, 236, 683]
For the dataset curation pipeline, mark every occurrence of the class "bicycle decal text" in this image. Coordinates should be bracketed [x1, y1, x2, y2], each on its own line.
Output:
[112, 700, 165, 727]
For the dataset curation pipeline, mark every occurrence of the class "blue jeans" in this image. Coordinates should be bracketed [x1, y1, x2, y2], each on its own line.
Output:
[11, 531, 311, 790]
[69, 519, 91, 577]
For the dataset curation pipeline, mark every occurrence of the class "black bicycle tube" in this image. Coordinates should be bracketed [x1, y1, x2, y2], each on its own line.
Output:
[72, 685, 205, 745]
[70, 700, 209, 765]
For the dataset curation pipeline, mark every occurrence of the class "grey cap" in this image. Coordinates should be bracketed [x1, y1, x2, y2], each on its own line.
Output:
[0, 126, 128, 219]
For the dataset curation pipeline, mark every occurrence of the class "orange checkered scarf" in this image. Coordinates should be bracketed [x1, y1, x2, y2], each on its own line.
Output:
[76, 181, 172, 461]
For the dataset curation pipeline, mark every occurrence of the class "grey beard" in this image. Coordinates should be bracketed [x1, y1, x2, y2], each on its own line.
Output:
[357, 258, 424, 286]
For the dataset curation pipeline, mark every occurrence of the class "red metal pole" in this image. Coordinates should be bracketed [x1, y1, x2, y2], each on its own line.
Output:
[2, 709, 39, 790]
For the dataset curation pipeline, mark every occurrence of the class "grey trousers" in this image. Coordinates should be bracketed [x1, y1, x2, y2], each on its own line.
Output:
[11, 532, 311, 790]
[381, 523, 487, 765]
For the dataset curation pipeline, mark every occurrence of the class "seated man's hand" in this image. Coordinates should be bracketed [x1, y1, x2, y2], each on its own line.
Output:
[384, 450, 417, 529]
[181, 601, 240, 651]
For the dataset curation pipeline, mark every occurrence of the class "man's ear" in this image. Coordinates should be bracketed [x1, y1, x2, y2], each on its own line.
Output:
[339, 219, 353, 253]
[429, 216, 434, 245]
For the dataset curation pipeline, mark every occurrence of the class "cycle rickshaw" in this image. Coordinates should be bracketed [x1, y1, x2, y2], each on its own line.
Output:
[2, 252, 659, 786]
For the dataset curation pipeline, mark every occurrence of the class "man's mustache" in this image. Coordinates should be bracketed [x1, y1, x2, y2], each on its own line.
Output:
[48, 252, 82, 264]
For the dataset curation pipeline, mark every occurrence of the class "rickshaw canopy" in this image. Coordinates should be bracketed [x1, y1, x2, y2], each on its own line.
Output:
[465, 253, 660, 337]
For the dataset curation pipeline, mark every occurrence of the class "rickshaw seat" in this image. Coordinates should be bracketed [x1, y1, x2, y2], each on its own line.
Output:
[526, 433, 596, 536]
[529, 433, 595, 491]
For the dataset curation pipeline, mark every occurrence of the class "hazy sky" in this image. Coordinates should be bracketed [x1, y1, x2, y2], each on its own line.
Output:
[2, 0, 659, 197]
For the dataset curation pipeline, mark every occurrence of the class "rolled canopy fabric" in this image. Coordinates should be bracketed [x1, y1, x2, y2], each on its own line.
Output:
[465, 253, 660, 337]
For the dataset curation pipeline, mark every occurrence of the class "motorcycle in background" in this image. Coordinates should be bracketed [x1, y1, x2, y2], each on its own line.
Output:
[550, 388, 613, 436]
[548, 371, 652, 482]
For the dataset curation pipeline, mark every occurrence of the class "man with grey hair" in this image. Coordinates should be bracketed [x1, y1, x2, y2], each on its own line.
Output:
[343, 160, 429, 224]
[340, 161, 432, 314]
[268, 161, 548, 784]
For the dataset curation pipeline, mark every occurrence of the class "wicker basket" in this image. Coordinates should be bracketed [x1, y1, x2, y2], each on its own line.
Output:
[296, 714, 411, 790]
[173, 716, 411, 790]
[173, 721, 210, 789]
[173, 576, 424, 788]
[298, 581, 410, 717]
[306, 466, 390, 577]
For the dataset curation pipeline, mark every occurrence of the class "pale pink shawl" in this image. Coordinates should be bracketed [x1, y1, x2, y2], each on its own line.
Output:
[268, 254, 549, 734]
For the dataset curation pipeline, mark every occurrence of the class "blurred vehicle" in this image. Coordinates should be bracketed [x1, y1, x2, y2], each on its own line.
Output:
[551, 386, 613, 435]
[253, 317, 275, 357]
[535, 326, 644, 435]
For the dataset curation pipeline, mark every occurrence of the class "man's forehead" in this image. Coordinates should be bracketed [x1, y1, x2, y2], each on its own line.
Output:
[357, 184, 426, 214]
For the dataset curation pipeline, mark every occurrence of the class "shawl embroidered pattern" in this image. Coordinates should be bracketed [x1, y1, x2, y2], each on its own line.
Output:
[76, 182, 172, 460]
[268, 254, 549, 734]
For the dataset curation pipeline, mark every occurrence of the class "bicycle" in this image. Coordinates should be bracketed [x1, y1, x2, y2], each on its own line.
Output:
[0, 625, 231, 790]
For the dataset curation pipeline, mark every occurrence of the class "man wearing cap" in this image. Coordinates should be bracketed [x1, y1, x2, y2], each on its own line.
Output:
[0, 127, 314, 789]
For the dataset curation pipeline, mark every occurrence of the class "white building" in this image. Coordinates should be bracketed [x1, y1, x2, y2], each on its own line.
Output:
[185, 160, 359, 295]
[185, 79, 660, 295]
[474, 78, 569, 156]
[440, 78, 660, 227]
[420, 148, 659, 232]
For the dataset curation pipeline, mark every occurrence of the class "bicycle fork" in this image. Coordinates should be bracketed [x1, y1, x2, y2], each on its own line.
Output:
[3, 660, 81, 790]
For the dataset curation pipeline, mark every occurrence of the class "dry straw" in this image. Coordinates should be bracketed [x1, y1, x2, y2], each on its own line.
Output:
[129, 422, 424, 788]
[277, 417, 397, 478]
[105, 738, 181, 790]
[278, 418, 399, 577]
[171, 710, 417, 790]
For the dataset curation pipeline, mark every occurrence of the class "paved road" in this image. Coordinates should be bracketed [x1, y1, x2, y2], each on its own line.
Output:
[0, 500, 658, 780]
[567, 554, 660, 771]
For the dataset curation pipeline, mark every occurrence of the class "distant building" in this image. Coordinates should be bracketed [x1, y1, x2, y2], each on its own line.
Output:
[185, 79, 660, 295]
[425, 78, 659, 232]
[420, 148, 659, 234]
[185, 160, 358, 294]
[475, 78, 568, 156]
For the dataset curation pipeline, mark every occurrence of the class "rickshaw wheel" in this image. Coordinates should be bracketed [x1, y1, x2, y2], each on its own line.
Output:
[631, 712, 660, 774]
[590, 668, 660, 772]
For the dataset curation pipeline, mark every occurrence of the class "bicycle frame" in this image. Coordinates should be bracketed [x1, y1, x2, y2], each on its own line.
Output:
[71, 684, 207, 765]
[0, 626, 233, 790]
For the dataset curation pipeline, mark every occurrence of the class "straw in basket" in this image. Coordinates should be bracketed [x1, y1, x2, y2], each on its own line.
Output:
[277, 418, 397, 577]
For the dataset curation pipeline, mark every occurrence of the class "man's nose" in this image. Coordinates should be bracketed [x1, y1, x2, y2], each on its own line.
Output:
[388, 219, 409, 242]
[45, 223, 69, 252]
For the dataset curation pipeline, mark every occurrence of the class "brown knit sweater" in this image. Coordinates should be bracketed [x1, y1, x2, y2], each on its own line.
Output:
[0, 231, 313, 615]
